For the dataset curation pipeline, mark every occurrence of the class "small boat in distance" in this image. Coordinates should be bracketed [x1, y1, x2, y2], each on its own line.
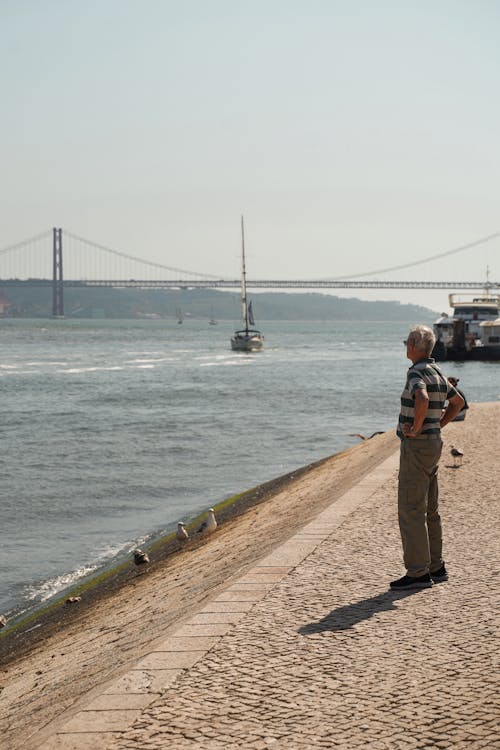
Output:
[209, 306, 218, 325]
[230, 217, 264, 352]
[176, 307, 183, 324]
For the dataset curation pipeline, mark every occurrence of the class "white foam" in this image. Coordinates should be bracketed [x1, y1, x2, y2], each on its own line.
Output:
[24, 539, 140, 605]
[26, 564, 99, 603]
[127, 357, 165, 365]
[25, 361, 69, 366]
[61, 366, 124, 374]
[200, 359, 253, 367]
[11, 370, 42, 375]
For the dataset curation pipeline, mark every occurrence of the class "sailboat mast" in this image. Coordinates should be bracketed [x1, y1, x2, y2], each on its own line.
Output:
[241, 215, 249, 333]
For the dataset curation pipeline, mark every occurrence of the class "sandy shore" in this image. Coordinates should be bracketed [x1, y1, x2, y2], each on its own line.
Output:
[0, 430, 399, 749]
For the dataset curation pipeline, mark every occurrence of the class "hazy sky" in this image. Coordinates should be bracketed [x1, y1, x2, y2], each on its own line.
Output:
[1, 0, 499, 311]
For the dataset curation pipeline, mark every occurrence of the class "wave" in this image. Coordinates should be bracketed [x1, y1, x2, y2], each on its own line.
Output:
[126, 357, 174, 364]
[23, 538, 146, 606]
[61, 366, 125, 373]
[25, 564, 100, 603]
[200, 359, 254, 367]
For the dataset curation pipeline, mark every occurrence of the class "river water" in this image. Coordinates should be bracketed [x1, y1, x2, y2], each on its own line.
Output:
[1, 318, 498, 621]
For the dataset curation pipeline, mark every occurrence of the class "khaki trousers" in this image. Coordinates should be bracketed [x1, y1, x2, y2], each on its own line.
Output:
[398, 436, 444, 577]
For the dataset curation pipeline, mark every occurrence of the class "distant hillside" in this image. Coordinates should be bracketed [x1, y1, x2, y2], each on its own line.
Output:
[0, 285, 436, 321]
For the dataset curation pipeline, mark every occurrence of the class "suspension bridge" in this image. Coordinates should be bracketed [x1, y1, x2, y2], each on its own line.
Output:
[0, 227, 498, 317]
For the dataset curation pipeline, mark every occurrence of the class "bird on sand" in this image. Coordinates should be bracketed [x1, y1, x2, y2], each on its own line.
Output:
[197, 508, 217, 535]
[176, 521, 189, 544]
[349, 431, 385, 441]
[450, 445, 464, 467]
[0, 615, 7, 629]
[133, 549, 150, 565]
[66, 596, 81, 604]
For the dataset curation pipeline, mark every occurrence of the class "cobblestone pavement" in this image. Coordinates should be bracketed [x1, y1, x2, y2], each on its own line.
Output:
[40, 405, 500, 749]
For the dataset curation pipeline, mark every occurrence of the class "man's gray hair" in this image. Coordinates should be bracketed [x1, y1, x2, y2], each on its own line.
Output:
[408, 325, 436, 355]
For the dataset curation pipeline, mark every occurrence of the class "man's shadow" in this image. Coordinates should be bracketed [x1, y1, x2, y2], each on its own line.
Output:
[298, 589, 421, 634]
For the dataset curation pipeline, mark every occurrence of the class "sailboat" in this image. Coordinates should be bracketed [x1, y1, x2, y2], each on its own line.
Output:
[230, 217, 264, 352]
[209, 306, 218, 325]
[176, 307, 183, 324]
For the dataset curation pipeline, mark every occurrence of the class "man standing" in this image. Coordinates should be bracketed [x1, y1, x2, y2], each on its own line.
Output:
[391, 325, 465, 590]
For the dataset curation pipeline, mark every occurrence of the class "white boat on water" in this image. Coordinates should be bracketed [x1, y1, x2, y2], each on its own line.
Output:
[433, 293, 500, 360]
[230, 217, 264, 352]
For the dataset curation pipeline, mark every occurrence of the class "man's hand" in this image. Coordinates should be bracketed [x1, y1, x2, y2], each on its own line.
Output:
[403, 388, 429, 437]
[402, 423, 419, 437]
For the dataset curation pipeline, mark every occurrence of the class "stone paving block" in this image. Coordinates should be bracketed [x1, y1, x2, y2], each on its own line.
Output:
[62, 708, 142, 732]
[237, 572, 290, 583]
[200, 600, 255, 613]
[174, 623, 234, 637]
[215, 590, 268, 602]
[135, 650, 203, 670]
[188, 611, 246, 625]
[37, 732, 122, 750]
[82, 692, 159, 711]
[226, 582, 274, 591]
[136, 650, 207, 671]
[104, 669, 184, 694]
[298, 523, 332, 530]
[153, 635, 219, 651]
[258, 540, 319, 566]
[244, 566, 292, 575]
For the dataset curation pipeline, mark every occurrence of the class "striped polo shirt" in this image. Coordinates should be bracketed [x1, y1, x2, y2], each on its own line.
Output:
[397, 358, 458, 437]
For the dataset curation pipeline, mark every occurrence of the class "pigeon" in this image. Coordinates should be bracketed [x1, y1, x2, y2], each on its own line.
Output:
[197, 508, 217, 535]
[450, 446, 464, 467]
[133, 549, 150, 565]
[176, 521, 189, 544]
[0, 615, 7, 629]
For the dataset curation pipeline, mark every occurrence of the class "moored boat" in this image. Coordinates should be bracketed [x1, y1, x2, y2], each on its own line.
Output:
[432, 293, 500, 361]
[479, 318, 500, 351]
[230, 217, 264, 352]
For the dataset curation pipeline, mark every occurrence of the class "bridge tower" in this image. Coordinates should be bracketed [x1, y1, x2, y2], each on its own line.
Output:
[52, 227, 64, 317]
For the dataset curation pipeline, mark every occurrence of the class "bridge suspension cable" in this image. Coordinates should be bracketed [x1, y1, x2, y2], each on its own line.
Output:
[0, 229, 53, 257]
[63, 230, 223, 280]
[327, 231, 500, 280]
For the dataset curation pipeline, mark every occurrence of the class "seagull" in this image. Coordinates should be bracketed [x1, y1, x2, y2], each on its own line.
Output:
[197, 508, 218, 535]
[133, 549, 150, 565]
[0, 615, 7, 629]
[66, 596, 81, 604]
[176, 521, 189, 544]
[349, 431, 385, 441]
[450, 445, 464, 467]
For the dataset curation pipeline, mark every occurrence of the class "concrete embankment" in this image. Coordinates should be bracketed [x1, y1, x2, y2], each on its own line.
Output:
[1, 430, 398, 749]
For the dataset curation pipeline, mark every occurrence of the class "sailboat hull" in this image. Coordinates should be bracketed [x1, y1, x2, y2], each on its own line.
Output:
[230, 330, 264, 351]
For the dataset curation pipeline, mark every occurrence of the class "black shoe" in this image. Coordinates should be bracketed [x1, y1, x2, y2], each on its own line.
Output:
[390, 573, 433, 590]
[430, 565, 449, 582]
